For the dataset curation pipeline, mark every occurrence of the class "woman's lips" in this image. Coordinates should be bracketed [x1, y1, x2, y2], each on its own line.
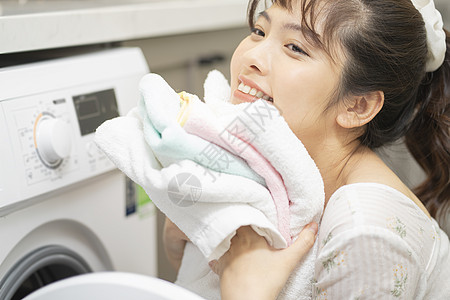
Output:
[233, 89, 260, 103]
[234, 79, 273, 104]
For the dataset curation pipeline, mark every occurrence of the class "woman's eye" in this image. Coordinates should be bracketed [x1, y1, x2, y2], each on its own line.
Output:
[286, 43, 309, 57]
[251, 27, 265, 37]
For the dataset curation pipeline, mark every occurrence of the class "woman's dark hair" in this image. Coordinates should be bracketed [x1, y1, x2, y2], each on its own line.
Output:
[247, 0, 450, 221]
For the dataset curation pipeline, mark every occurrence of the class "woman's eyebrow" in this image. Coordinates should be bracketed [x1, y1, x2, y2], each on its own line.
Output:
[283, 21, 322, 49]
[259, 11, 271, 23]
[259, 11, 302, 33]
[283, 22, 303, 32]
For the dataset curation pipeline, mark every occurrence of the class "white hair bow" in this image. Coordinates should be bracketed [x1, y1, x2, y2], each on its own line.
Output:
[412, 0, 446, 72]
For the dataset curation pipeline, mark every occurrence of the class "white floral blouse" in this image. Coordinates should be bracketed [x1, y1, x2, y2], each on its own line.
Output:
[313, 183, 450, 299]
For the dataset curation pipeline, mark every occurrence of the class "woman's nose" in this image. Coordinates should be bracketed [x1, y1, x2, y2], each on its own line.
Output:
[242, 42, 271, 75]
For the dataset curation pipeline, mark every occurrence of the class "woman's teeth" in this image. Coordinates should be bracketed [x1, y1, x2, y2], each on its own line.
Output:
[238, 82, 273, 102]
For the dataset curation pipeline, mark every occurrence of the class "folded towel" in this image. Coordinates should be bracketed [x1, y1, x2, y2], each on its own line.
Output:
[181, 95, 292, 245]
[137, 74, 266, 187]
[94, 70, 325, 300]
[95, 106, 284, 257]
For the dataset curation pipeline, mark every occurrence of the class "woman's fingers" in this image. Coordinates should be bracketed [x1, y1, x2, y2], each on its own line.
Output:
[210, 226, 257, 276]
[209, 259, 220, 275]
[231, 226, 260, 245]
[235, 225, 257, 237]
[282, 223, 318, 270]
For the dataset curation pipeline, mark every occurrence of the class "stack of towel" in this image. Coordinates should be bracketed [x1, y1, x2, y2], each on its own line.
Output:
[95, 70, 324, 299]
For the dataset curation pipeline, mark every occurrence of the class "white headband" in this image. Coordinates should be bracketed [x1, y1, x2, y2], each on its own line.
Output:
[411, 0, 446, 72]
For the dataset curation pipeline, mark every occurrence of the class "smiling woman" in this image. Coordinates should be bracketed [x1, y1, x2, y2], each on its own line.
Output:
[82, 0, 450, 299]
[213, 0, 450, 298]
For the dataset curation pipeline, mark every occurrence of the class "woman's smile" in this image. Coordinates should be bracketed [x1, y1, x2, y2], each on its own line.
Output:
[234, 76, 274, 103]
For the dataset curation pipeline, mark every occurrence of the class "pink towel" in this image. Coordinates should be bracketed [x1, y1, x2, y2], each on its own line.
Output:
[183, 98, 292, 245]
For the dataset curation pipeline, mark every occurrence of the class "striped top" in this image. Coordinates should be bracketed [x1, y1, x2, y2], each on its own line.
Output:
[313, 183, 450, 299]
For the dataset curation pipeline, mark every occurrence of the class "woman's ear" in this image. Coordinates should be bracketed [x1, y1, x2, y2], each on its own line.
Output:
[336, 91, 384, 129]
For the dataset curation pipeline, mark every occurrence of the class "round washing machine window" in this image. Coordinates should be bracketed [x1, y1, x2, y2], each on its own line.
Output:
[0, 245, 92, 300]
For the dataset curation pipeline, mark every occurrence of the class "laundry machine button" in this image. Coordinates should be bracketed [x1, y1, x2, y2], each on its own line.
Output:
[35, 116, 72, 167]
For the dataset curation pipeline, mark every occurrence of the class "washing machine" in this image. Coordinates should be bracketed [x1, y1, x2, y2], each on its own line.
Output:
[22, 272, 205, 300]
[0, 47, 158, 299]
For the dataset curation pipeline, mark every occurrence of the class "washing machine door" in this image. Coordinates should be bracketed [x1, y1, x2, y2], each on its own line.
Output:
[23, 272, 206, 300]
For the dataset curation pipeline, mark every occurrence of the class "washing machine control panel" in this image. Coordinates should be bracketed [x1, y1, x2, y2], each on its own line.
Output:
[2, 87, 118, 191]
[0, 48, 148, 212]
[15, 98, 78, 185]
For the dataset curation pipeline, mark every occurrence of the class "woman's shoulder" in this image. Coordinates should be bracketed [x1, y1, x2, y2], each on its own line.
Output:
[318, 182, 440, 268]
[322, 182, 433, 232]
[343, 150, 431, 215]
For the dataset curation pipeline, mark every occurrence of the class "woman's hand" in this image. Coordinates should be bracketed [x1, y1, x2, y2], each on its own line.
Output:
[209, 223, 318, 300]
[163, 217, 190, 272]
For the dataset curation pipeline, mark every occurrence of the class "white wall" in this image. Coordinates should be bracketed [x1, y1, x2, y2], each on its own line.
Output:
[435, 0, 450, 29]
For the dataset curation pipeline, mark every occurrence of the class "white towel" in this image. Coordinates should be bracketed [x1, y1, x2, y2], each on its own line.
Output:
[94, 70, 324, 300]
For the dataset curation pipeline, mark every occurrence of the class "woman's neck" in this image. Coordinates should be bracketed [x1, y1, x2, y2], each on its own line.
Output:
[310, 140, 367, 205]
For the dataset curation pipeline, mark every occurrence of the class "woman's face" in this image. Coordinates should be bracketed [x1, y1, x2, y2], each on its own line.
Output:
[230, 3, 342, 151]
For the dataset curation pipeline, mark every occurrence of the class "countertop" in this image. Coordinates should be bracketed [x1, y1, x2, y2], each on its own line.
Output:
[0, 0, 249, 54]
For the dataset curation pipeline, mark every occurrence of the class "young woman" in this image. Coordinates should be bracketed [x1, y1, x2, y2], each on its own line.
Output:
[164, 0, 450, 298]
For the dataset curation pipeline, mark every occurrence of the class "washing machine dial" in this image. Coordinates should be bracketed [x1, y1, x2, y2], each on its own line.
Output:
[34, 114, 72, 168]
